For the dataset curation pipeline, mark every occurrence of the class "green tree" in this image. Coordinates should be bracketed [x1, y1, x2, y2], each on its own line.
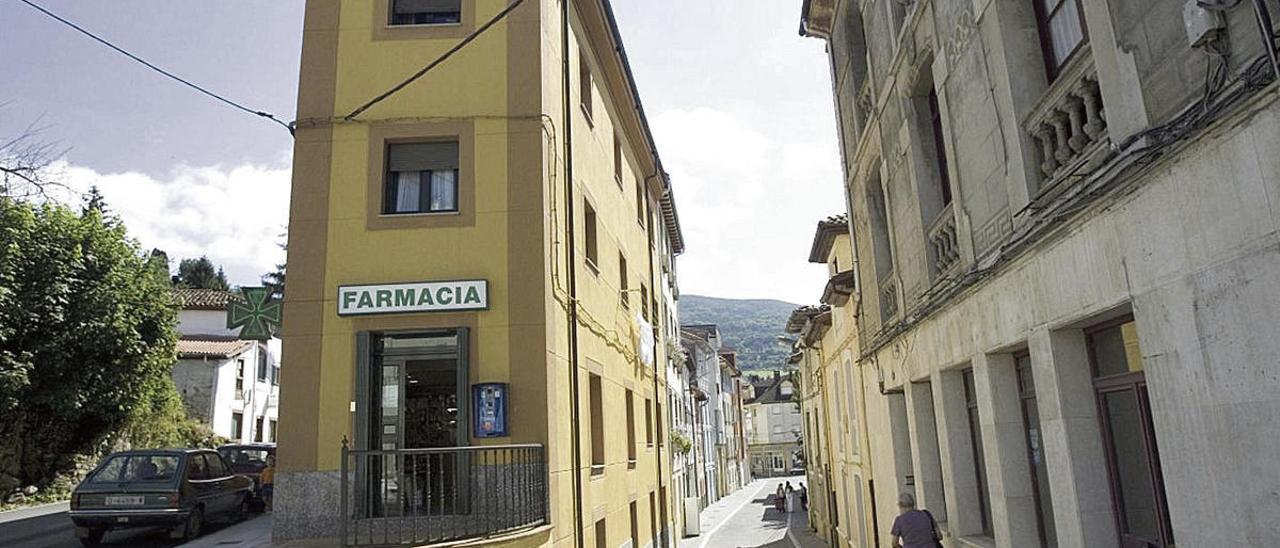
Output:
[0, 198, 180, 490]
[261, 231, 286, 300]
[175, 256, 229, 290]
[81, 186, 108, 216]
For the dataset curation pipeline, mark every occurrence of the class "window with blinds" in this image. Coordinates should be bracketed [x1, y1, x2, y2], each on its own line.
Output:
[383, 142, 460, 215]
[389, 0, 462, 26]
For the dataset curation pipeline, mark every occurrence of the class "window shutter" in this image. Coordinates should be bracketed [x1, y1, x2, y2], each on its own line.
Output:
[387, 142, 459, 172]
[392, 0, 461, 14]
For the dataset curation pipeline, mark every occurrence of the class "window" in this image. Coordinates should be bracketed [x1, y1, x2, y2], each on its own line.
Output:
[963, 369, 994, 536]
[867, 171, 893, 280]
[580, 51, 594, 123]
[649, 492, 659, 547]
[645, 398, 654, 447]
[383, 142, 459, 214]
[257, 346, 268, 382]
[203, 453, 230, 479]
[1087, 318, 1172, 547]
[636, 179, 646, 226]
[595, 518, 607, 548]
[269, 419, 278, 443]
[584, 200, 599, 270]
[614, 134, 624, 186]
[235, 359, 245, 398]
[626, 389, 637, 464]
[640, 285, 650, 321]
[231, 412, 244, 441]
[927, 88, 952, 206]
[254, 416, 264, 443]
[1016, 353, 1057, 547]
[272, 364, 280, 386]
[589, 373, 605, 472]
[629, 500, 639, 548]
[1033, 0, 1087, 81]
[389, 0, 462, 26]
[656, 401, 664, 447]
[619, 253, 629, 307]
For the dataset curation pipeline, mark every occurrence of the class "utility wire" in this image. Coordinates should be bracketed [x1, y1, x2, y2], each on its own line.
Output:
[14, 0, 295, 136]
[345, 0, 527, 120]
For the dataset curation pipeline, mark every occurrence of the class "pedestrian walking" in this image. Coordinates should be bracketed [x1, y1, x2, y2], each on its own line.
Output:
[890, 493, 942, 548]
[774, 484, 786, 511]
[798, 483, 808, 510]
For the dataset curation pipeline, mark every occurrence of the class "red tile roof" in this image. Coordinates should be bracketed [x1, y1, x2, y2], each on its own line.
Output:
[177, 335, 254, 359]
[172, 288, 243, 311]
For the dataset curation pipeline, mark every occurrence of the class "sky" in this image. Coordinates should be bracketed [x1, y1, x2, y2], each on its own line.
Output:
[1, 0, 842, 305]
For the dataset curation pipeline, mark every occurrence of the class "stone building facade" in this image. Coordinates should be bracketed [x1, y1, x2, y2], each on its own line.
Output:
[800, 0, 1280, 546]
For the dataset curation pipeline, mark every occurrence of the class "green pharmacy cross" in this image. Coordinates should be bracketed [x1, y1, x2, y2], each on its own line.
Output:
[226, 287, 282, 341]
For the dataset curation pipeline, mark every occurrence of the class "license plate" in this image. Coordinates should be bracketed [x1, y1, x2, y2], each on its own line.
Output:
[106, 495, 145, 506]
[116, 516, 130, 523]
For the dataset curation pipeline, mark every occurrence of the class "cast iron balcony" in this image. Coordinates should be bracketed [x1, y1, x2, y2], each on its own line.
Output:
[340, 443, 548, 546]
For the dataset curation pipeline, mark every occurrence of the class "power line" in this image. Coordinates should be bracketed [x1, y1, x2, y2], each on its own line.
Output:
[345, 0, 527, 120]
[14, 0, 295, 136]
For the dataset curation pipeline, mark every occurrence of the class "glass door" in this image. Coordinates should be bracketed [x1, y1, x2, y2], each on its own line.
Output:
[364, 330, 469, 518]
[1087, 318, 1172, 548]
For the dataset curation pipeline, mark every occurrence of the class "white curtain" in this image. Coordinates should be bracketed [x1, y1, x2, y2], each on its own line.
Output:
[429, 170, 457, 211]
[395, 171, 421, 213]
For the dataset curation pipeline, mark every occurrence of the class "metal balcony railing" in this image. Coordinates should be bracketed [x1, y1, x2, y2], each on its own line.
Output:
[340, 442, 548, 547]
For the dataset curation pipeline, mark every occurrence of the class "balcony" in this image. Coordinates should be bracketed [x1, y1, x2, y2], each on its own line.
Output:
[1025, 54, 1109, 188]
[927, 204, 960, 276]
[340, 443, 548, 547]
[879, 274, 899, 321]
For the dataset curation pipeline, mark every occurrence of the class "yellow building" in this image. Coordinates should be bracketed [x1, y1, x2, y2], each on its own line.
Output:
[791, 215, 906, 548]
[277, 2, 684, 547]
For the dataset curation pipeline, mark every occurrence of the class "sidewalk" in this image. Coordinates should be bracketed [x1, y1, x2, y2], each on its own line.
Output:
[179, 514, 274, 548]
[678, 476, 827, 548]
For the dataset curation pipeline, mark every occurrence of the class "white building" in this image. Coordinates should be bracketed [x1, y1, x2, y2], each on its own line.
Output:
[172, 289, 280, 444]
[744, 373, 803, 478]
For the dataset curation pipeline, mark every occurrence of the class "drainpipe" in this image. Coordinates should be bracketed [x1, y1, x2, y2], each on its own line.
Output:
[561, 1, 585, 546]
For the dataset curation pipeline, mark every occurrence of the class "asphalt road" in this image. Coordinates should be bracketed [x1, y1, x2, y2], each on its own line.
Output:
[0, 502, 240, 548]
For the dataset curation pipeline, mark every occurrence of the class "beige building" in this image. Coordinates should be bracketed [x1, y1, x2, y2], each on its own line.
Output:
[277, 1, 685, 547]
[801, 0, 1280, 546]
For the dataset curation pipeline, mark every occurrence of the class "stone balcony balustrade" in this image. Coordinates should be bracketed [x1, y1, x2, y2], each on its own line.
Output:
[1025, 54, 1109, 182]
[927, 203, 960, 276]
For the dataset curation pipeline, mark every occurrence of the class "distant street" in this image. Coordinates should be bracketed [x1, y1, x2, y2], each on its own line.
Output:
[0, 502, 252, 548]
[680, 475, 826, 548]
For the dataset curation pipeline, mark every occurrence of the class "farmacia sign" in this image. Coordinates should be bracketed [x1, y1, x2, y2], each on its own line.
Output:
[338, 280, 488, 316]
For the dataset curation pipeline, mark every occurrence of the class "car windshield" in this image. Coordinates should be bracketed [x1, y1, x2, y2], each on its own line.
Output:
[89, 454, 181, 483]
[218, 447, 271, 469]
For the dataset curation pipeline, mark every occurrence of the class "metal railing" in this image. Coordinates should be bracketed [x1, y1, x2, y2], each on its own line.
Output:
[340, 442, 548, 547]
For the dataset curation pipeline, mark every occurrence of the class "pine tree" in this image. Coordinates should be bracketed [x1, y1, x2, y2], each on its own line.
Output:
[175, 256, 230, 291]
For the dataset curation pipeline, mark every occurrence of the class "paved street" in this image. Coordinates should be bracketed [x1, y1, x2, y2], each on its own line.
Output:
[0, 502, 265, 548]
[679, 476, 826, 548]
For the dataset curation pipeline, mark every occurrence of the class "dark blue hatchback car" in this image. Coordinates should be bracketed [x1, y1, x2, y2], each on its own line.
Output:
[68, 448, 253, 545]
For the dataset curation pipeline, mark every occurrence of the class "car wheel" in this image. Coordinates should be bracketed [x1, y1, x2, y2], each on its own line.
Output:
[183, 507, 204, 541]
[78, 528, 106, 546]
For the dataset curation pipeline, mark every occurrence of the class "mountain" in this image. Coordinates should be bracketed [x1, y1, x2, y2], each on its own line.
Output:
[678, 295, 801, 372]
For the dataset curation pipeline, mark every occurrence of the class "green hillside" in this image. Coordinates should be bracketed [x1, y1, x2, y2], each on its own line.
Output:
[678, 295, 801, 372]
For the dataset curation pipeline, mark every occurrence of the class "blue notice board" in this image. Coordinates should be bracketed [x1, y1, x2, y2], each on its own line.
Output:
[473, 383, 509, 438]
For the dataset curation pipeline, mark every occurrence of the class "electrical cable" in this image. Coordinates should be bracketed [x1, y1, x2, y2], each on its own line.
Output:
[13, 0, 295, 136]
[344, 0, 527, 121]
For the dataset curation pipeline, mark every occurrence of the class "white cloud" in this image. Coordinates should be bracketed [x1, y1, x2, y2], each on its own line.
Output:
[653, 106, 845, 305]
[55, 160, 291, 288]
